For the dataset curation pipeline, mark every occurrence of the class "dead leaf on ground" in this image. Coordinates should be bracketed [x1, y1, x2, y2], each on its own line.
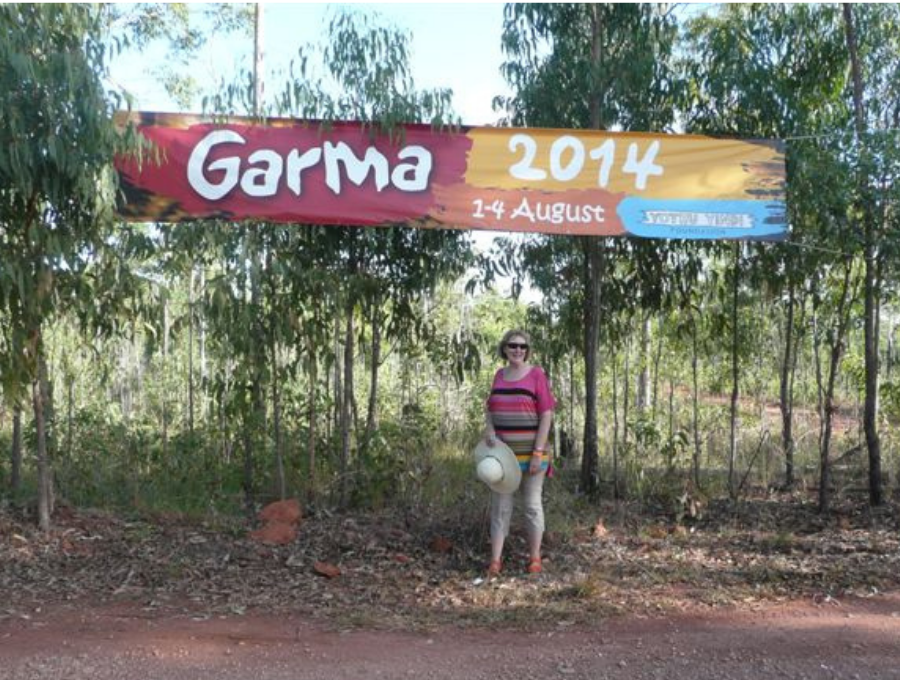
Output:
[430, 536, 453, 553]
[313, 561, 341, 579]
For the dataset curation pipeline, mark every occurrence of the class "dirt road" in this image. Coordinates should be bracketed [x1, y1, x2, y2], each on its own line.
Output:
[2, 593, 899, 680]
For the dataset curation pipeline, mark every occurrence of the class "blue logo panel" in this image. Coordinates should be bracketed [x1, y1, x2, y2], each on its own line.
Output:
[618, 197, 787, 241]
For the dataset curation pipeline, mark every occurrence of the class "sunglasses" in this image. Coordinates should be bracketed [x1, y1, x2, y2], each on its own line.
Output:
[506, 342, 529, 350]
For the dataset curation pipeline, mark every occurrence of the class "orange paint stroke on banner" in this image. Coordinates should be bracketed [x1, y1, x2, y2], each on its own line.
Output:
[464, 127, 784, 201]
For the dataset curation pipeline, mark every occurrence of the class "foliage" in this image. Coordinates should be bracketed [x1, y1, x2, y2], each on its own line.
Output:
[0, 4, 140, 394]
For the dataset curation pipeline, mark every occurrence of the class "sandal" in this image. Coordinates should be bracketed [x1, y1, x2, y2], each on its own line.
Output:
[527, 557, 543, 574]
[486, 559, 502, 576]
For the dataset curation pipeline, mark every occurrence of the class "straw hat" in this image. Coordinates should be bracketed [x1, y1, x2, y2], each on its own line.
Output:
[474, 439, 522, 494]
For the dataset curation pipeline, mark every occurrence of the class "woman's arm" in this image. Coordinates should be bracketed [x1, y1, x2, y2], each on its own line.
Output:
[529, 409, 554, 474]
[483, 399, 497, 446]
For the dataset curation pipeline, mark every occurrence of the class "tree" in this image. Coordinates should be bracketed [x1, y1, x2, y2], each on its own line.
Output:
[682, 4, 852, 494]
[0, 4, 141, 528]
[496, 3, 680, 495]
[189, 8, 471, 508]
[840, 4, 900, 507]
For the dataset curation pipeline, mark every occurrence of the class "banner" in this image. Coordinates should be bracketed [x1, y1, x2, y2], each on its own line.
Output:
[115, 112, 787, 240]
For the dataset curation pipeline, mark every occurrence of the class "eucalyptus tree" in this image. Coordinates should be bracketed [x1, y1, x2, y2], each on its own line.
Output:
[280, 10, 472, 506]
[0, 4, 142, 528]
[668, 248, 710, 490]
[105, 2, 256, 445]
[682, 4, 852, 494]
[840, 3, 900, 507]
[496, 3, 681, 494]
[684, 4, 900, 508]
[200, 8, 471, 507]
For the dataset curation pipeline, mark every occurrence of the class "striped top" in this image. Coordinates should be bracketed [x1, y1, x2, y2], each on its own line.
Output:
[487, 365, 556, 472]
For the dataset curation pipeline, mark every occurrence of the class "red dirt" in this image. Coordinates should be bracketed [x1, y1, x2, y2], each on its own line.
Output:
[2, 594, 899, 680]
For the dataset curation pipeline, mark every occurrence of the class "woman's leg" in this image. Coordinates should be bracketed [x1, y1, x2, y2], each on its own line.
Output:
[521, 470, 546, 560]
[489, 490, 514, 563]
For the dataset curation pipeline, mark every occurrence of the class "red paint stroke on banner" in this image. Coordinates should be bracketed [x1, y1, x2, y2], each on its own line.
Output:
[116, 120, 472, 225]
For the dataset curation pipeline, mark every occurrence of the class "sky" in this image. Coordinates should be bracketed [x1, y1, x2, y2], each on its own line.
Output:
[111, 2, 512, 126]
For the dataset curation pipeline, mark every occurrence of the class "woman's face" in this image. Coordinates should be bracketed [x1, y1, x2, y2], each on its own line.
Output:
[505, 335, 529, 366]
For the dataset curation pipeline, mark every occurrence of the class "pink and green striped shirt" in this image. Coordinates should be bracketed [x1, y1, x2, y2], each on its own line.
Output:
[487, 366, 556, 472]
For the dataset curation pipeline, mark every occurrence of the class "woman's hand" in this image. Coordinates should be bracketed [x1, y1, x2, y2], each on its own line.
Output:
[529, 451, 544, 475]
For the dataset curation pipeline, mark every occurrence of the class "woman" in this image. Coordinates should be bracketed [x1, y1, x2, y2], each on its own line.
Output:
[483, 329, 555, 576]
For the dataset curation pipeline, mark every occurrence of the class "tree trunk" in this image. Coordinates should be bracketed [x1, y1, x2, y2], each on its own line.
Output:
[307, 344, 318, 505]
[568, 351, 576, 444]
[623, 334, 631, 449]
[728, 244, 740, 499]
[652, 315, 664, 417]
[788, 292, 805, 466]
[363, 295, 382, 450]
[11, 405, 22, 494]
[634, 312, 652, 411]
[188, 265, 195, 435]
[580, 236, 603, 495]
[691, 318, 701, 490]
[887, 317, 895, 379]
[267, 247, 285, 501]
[162, 297, 169, 458]
[780, 280, 796, 487]
[32, 334, 52, 531]
[65, 371, 74, 462]
[340, 306, 355, 508]
[843, 3, 883, 507]
[218, 375, 227, 463]
[332, 315, 342, 441]
[253, 2, 264, 116]
[199, 266, 208, 424]
[579, 3, 604, 497]
[250, 233, 267, 448]
[637, 313, 650, 412]
[271, 345, 285, 501]
[33, 380, 51, 530]
[612, 352, 620, 500]
[242, 414, 255, 516]
[39, 351, 56, 517]
[812, 304, 825, 454]
[668, 379, 675, 447]
[819, 261, 855, 514]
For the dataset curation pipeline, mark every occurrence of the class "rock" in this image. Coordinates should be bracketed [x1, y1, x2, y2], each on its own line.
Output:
[249, 499, 303, 544]
[258, 499, 302, 525]
[249, 521, 297, 545]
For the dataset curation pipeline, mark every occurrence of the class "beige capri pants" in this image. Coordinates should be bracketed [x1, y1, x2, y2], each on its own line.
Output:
[490, 469, 545, 540]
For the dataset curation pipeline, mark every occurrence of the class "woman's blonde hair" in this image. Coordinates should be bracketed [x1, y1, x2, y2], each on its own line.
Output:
[497, 329, 532, 361]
